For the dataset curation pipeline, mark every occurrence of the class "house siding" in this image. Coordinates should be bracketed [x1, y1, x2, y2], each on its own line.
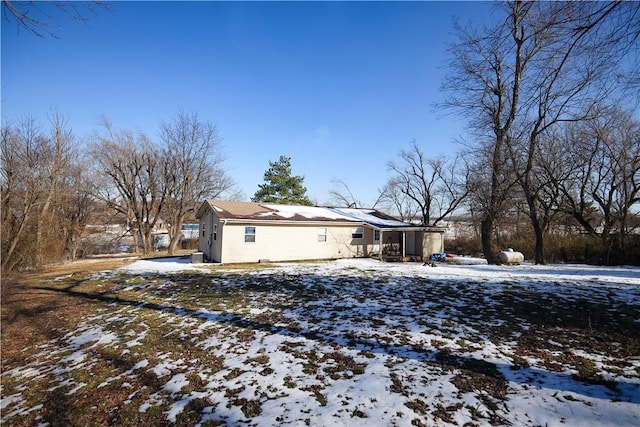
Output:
[422, 232, 444, 256]
[220, 222, 368, 263]
[198, 209, 224, 262]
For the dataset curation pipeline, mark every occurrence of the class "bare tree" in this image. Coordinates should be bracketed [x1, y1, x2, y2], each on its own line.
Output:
[529, 139, 566, 236]
[1, 113, 87, 271]
[387, 141, 468, 226]
[441, 2, 526, 262]
[442, 1, 639, 264]
[57, 159, 94, 260]
[328, 178, 362, 208]
[546, 106, 640, 263]
[510, 1, 640, 264]
[462, 141, 519, 254]
[160, 111, 235, 255]
[2, 0, 110, 38]
[433, 154, 471, 224]
[329, 178, 389, 210]
[92, 120, 168, 255]
[1, 117, 42, 270]
[34, 113, 75, 263]
[377, 179, 419, 223]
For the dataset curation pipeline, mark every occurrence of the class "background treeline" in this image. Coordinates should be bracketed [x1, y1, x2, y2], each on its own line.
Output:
[338, 102, 640, 266]
[3, 102, 636, 272]
[1, 112, 238, 273]
[346, 1, 639, 266]
[2, 1, 639, 272]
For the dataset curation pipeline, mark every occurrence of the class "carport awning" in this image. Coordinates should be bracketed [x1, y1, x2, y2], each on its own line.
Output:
[329, 207, 448, 232]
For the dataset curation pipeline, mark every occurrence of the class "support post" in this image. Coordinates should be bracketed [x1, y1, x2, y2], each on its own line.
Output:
[402, 231, 406, 258]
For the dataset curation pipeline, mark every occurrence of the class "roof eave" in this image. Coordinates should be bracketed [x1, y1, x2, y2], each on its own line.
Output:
[221, 218, 364, 226]
[195, 200, 213, 219]
[373, 226, 447, 232]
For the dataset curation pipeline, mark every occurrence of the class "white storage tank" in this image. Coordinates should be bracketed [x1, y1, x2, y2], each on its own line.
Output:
[498, 248, 524, 265]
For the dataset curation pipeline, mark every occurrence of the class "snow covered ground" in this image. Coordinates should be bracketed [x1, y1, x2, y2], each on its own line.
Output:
[2, 257, 639, 426]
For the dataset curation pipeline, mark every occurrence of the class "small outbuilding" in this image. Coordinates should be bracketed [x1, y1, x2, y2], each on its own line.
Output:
[196, 200, 446, 264]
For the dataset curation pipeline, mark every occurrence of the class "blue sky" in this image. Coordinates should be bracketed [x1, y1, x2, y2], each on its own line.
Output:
[2, 1, 499, 206]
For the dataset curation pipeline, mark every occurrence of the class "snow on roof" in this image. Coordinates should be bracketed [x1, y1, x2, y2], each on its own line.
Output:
[201, 200, 424, 229]
[332, 207, 414, 228]
[261, 204, 358, 221]
[201, 200, 360, 222]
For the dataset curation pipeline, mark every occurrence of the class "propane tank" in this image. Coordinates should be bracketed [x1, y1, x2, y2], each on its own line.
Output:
[498, 248, 524, 265]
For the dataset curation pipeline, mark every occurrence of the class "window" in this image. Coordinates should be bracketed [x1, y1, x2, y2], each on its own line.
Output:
[318, 228, 327, 242]
[202, 223, 206, 237]
[213, 224, 217, 241]
[244, 226, 256, 242]
[352, 227, 364, 239]
[374, 229, 380, 242]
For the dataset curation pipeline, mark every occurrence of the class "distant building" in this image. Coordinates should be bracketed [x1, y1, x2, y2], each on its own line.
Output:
[180, 224, 199, 241]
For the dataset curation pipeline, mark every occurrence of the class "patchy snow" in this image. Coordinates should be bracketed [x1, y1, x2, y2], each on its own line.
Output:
[118, 257, 209, 273]
[2, 257, 639, 426]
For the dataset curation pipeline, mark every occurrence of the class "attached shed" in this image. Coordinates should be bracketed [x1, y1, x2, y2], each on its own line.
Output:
[196, 200, 446, 264]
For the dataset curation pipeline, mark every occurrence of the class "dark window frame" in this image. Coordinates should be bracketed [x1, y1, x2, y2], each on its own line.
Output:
[352, 227, 364, 239]
[245, 226, 256, 243]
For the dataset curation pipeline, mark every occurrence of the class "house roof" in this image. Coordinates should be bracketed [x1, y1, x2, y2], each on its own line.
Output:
[330, 208, 413, 229]
[197, 200, 444, 231]
[203, 200, 274, 218]
[260, 204, 358, 222]
[198, 200, 358, 223]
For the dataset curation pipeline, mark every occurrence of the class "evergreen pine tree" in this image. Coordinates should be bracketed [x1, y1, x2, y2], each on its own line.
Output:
[252, 155, 313, 205]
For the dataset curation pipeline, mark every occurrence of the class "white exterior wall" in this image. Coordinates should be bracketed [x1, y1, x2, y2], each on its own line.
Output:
[422, 232, 445, 257]
[220, 222, 368, 263]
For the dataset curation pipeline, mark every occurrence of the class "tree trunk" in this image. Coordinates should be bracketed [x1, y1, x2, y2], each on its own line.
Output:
[167, 216, 184, 256]
[2, 203, 32, 271]
[524, 188, 546, 264]
[143, 228, 153, 255]
[480, 217, 497, 264]
[36, 126, 66, 265]
[533, 221, 545, 265]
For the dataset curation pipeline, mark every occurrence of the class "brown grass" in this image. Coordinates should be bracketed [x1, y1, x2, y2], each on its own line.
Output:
[2, 257, 638, 426]
[1, 258, 138, 363]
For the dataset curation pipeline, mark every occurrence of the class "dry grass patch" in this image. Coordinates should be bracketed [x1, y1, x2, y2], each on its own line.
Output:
[2, 258, 638, 426]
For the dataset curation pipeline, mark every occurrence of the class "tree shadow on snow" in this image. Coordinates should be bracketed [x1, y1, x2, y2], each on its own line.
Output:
[36, 277, 640, 406]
